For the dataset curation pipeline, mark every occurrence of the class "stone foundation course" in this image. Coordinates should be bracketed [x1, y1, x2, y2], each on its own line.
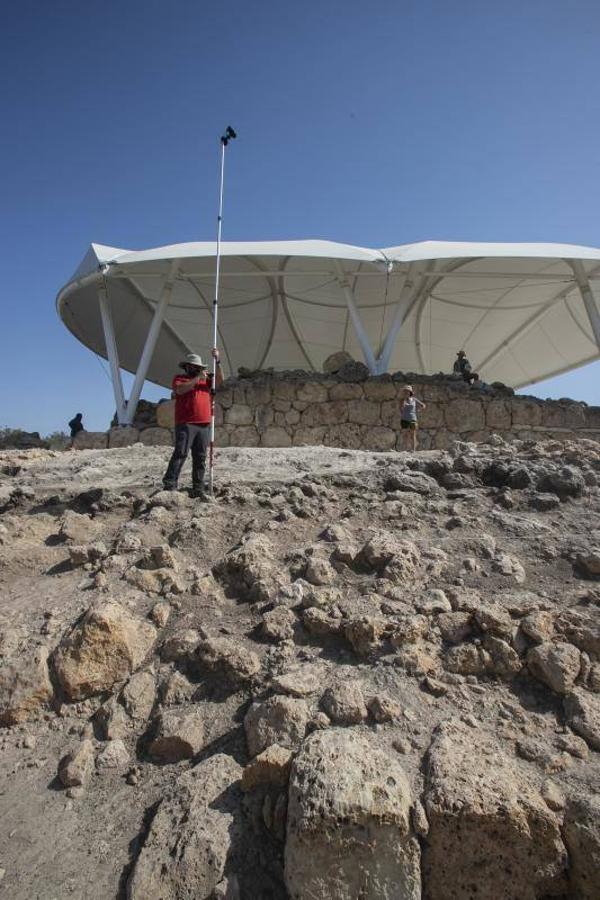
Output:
[74, 368, 600, 451]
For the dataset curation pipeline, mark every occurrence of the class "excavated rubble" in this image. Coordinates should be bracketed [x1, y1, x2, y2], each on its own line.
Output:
[0, 436, 599, 899]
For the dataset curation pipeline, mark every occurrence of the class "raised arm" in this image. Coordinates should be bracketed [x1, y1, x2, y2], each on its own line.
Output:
[174, 376, 202, 396]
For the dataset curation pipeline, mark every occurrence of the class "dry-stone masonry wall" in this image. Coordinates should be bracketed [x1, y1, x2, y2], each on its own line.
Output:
[75, 368, 600, 451]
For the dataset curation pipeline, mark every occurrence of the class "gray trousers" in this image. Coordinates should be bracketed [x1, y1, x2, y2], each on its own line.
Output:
[163, 423, 210, 490]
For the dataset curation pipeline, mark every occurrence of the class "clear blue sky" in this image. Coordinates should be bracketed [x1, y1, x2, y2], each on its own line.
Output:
[2, 0, 600, 434]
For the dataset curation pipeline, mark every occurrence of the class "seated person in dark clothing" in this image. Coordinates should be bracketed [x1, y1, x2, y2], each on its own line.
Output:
[68, 413, 84, 448]
[453, 350, 479, 385]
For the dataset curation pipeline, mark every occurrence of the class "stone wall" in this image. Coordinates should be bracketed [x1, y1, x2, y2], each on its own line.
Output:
[73, 368, 600, 451]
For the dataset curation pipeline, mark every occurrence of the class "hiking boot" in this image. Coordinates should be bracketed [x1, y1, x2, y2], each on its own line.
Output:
[162, 484, 178, 492]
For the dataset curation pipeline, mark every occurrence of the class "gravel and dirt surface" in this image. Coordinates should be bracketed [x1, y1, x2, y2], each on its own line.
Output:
[0, 438, 599, 899]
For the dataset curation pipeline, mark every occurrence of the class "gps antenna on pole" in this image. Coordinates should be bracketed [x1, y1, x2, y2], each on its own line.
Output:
[208, 125, 236, 497]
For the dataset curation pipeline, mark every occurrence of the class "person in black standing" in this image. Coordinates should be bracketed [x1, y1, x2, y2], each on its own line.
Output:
[68, 413, 84, 449]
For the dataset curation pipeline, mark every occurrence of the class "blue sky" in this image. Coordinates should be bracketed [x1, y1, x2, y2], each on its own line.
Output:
[1, 0, 600, 434]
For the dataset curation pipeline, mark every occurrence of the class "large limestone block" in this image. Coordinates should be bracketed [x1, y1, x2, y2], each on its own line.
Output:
[272, 380, 297, 401]
[296, 383, 329, 403]
[127, 754, 242, 900]
[293, 426, 327, 446]
[285, 728, 421, 900]
[381, 400, 403, 429]
[512, 397, 543, 426]
[0, 645, 53, 726]
[214, 426, 230, 446]
[225, 404, 253, 426]
[444, 398, 485, 432]
[245, 695, 309, 756]
[138, 427, 172, 446]
[363, 380, 397, 401]
[362, 426, 396, 451]
[108, 426, 140, 448]
[423, 720, 567, 899]
[301, 400, 349, 427]
[418, 403, 444, 428]
[324, 424, 363, 449]
[73, 431, 108, 449]
[323, 350, 354, 373]
[563, 795, 600, 899]
[485, 399, 512, 430]
[260, 426, 292, 447]
[244, 382, 272, 407]
[329, 382, 364, 401]
[254, 404, 274, 432]
[229, 425, 259, 446]
[53, 599, 157, 701]
[542, 401, 585, 428]
[347, 399, 381, 426]
[564, 689, 600, 750]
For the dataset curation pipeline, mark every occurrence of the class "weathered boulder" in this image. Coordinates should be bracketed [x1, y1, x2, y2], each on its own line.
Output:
[195, 635, 260, 684]
[423, 719, 567, 899]
[0, 645, 53, 726]
[285, 728, 421, 899]
[96, 738, 131, 773]
[322, 351, 354, 374]
[537, 465, 585, 499]
[527, 641, 581, 694]
[53, 599, 157, 701]
[57, 739, 95, 788]
[149, 708, 205, 763]
[261, 607, 296, 642]
[127, 754, 243, 899]
[321, 682, 368, 725]
[244, 696, 309, 757]
[564, 689, 600, 750]
[241, 744, 293, 791]
[563, 795, 600, 899]
[213, 534, 276, 600]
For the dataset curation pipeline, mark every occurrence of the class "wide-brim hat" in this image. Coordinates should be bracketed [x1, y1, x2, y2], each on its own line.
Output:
[180, 353, 207, 369]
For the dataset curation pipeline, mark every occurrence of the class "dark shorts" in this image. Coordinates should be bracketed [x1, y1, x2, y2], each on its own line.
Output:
[401, 420, 417, 430]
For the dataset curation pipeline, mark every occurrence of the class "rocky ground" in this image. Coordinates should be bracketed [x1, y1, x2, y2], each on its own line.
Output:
[0, 437, 599, 899]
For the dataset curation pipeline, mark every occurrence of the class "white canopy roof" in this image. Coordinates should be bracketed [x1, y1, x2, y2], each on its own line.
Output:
[57, 239, 600, 423]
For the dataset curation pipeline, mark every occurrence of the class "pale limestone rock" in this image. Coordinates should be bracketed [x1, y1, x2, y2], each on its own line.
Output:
[149, 708, 205, 762]
[127, 754, 243, 900]
[196, 635, 260, 684]
[260, 426, 292, 447]
[528, 641, 581, 694]
[121, 670, 156, 721]
[58, 739, 95, 787]
[423, 719, 567, 899]
[244, 696, 309, 757]
[261, 607, 296, 642]
[96, 738, 131, 773]
[285, 728, 421, 900]
[564, 689, 600, 750]
[563, 795, 600, 899]
[321, 682, 367, 725]
[0, 645, 53, 726]
[53, 599, 157, 701]
[241, 744, 292, 791]
[322, 350, 354, 374]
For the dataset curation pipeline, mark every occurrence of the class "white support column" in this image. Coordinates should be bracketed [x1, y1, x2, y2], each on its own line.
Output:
[98, 273, 127, 424]
[335, 261, 377, 373]
[375, 267, 413, 374]
[569, 259, 600, 349]
[122, 260, 179, 425]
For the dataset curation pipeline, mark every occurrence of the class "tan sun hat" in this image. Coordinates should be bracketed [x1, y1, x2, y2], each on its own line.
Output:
[403, 384, 413, 392]
[180, 353, 206, 369]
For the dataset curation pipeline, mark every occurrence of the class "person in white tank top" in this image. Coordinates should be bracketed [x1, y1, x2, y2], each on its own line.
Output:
[400, 385, 426, 451]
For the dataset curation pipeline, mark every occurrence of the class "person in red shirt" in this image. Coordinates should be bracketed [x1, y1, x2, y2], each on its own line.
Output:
[162, 349, 224, 497]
